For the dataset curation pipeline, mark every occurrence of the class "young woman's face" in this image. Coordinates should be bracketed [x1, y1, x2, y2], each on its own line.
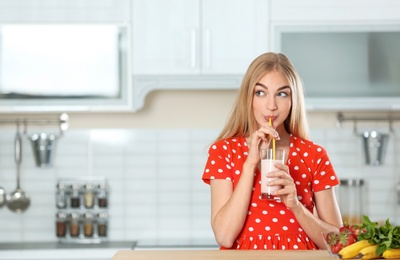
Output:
[252, 70, 292, 131]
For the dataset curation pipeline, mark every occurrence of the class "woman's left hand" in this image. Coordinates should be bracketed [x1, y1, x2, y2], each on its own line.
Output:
[267, 163, 300, 210]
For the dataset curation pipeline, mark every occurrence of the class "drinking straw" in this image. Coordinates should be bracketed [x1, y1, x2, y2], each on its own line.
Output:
[269, 117, 275, 160]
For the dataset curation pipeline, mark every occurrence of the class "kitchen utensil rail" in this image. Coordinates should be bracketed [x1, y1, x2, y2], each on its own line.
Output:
[337, 112, 400, 132]
[0, 113, 69, 133]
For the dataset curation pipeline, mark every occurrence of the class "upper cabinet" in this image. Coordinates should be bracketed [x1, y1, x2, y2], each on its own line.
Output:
[270, 0, 400, 22]
[132, 0, 269, 75]
[269, 0, 400, 111]
[131, 0, 269, 110]
[0, 1, 132, 112]
[1, 0, 400, 112]
[0, 0, 130, 23]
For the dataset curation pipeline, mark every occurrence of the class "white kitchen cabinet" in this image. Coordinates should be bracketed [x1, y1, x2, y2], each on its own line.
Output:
[0, 0, 130, 23]
[268, 0, 400, 111]
[131, 0, 269, 111]
[270, 0, 400, 23]
[132, 0, 269, 75]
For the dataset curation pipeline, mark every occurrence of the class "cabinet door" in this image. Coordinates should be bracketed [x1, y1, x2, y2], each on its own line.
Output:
[132, 0, 200, 75]
[270, 0, 400, 22]
[0, 0, 130, 23]
[201, 0, 269, 74]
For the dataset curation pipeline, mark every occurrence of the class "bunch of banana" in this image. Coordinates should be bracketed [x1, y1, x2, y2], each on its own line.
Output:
[338, 240, 400, 259]
[382, 248, 400, 259]
[338, 240, 371, 259]
[357, 245, 379, 259]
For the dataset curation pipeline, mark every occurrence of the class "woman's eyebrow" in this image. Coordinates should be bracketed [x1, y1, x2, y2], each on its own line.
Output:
[255, 83, 291, 91]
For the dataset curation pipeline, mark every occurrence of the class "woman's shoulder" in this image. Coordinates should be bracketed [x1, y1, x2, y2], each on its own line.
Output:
[210, 137, 247, 150]
[290, 135, 327, 152]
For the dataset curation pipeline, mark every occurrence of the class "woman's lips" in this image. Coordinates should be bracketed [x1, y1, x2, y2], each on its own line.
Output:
[265, 115, 277, 122]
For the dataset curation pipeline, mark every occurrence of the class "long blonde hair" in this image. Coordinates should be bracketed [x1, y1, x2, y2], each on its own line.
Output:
[216, 52, 309, 141]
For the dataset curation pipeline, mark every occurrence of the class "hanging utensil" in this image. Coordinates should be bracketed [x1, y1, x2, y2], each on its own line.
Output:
[361, 131, 388, 166]
[0, 187, 6, 208]
[7, 124, 30, 213]
[30, 132, 57, 167]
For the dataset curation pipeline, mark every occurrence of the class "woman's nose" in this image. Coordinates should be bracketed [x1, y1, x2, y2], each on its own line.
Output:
[266, 96, 278, 110]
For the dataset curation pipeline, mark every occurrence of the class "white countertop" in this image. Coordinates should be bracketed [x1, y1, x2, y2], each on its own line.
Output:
[0, 241, 135, 260]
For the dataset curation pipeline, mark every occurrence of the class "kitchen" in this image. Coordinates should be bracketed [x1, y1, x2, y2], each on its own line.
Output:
[0, 0, 400, 259]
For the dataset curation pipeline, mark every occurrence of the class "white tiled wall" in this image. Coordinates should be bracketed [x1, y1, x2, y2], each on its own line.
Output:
[0, 126, 399, 244]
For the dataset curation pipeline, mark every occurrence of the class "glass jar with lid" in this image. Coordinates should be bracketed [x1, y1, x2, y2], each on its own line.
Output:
[83, 184, 95, 209]
[69, 212, 81, 237]
[56, 183, 67, 209]
[338, 178, 365, 225]
[83, 212, 94, 237]
[70, 183, 81, 208]
[97, 183, 108, 208]
[56, 212, 67, 237]
[96, 212, 108, 237]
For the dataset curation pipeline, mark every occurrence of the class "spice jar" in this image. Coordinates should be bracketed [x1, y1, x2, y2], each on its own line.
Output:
[83, 212, 94, 237]
[70, 184, 81, 208]
[338, 178, 365, 225]
[69, 212, 81, 237]
[56, 212, 67, 237]
[96, 212, 108, 237]
[83, 184, 95, 209]
[56, 183, 67, 209]
[97, 183, 108, 208]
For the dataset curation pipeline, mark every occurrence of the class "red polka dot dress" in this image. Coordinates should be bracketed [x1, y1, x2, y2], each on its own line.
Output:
[202, 135, 340, 250]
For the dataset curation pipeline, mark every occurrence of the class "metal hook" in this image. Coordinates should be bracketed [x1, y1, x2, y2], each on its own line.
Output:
[353, 120, 358, 136]
[389, 119, 394, 133]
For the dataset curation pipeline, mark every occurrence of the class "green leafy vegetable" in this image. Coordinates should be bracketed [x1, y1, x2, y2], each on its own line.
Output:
[357, 215, 400, 256]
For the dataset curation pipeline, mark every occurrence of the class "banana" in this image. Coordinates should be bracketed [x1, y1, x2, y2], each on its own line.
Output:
[382, 248, 400, 259]
[338, 240, 372, 259]
[357, 245, 379, 259]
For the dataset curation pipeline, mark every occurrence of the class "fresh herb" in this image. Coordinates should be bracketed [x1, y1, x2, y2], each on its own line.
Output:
[357, 215, 400, 256]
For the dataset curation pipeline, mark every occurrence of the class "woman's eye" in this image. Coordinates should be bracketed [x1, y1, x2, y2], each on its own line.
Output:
[255, 90, 265, 97]
[278, 91, 289, 97]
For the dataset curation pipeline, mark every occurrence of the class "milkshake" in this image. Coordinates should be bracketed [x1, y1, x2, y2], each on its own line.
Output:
[260, 148, 285, 201]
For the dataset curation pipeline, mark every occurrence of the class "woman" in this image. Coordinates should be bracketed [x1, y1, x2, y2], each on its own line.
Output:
[202, 52, 342, 250]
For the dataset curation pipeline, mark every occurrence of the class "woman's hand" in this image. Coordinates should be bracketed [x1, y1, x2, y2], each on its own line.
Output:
[246, 127, 280, 167]
[267, 163, 300, 210]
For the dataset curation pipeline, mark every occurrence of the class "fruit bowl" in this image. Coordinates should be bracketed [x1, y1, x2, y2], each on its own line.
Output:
[321, 232, 340, 257]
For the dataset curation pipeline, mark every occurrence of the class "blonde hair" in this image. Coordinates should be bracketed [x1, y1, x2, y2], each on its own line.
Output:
[216, 52, 309, 141]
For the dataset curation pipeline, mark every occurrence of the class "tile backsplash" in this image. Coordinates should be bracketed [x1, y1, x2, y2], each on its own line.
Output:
[0, 126, 399, 244]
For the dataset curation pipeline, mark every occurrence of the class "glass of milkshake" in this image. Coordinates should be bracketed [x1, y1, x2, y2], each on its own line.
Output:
[260, 148, 285, 201]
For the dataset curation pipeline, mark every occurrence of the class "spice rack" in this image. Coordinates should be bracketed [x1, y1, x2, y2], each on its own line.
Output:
[55, 177, 109, 244]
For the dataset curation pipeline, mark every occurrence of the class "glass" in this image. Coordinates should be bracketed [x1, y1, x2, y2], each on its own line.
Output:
[260, 148, 286, 201]
[83, 213, 94, 237]
[70, 184, 81, 208]
[339, 179, 364, 225]
[97, 212, 108, 237]
[56, 212, 67, 237]
[56, 183, 67, 209]
[97, 183, 108, 208]
[69, 212, 81, 237]
[83, 184, 94, 209]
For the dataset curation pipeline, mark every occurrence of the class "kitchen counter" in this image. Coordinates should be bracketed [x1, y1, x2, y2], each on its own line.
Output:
[0, 241, 136, 260]
[112, 250, 335, 260]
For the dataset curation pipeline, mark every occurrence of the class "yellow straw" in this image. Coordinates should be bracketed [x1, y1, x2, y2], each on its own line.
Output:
[269, 118, 275, 160]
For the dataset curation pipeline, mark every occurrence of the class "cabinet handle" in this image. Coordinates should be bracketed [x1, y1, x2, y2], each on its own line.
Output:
[190, 29, 197, 69]
[204, 29, 211, 69]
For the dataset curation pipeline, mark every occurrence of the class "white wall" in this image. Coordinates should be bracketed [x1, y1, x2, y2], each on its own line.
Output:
[0, 90, 400, 244]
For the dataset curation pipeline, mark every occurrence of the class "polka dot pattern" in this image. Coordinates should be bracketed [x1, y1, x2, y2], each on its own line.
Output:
[202, 135, 339, 250]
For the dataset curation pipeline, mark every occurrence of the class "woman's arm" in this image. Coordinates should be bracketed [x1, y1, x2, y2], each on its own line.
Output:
[209, 127, 278, 248]
[290, 188, 342, 249]
[210, 161, 256, 248]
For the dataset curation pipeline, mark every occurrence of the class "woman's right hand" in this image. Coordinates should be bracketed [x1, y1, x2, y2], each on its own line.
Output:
[246, 127, 280, 167]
